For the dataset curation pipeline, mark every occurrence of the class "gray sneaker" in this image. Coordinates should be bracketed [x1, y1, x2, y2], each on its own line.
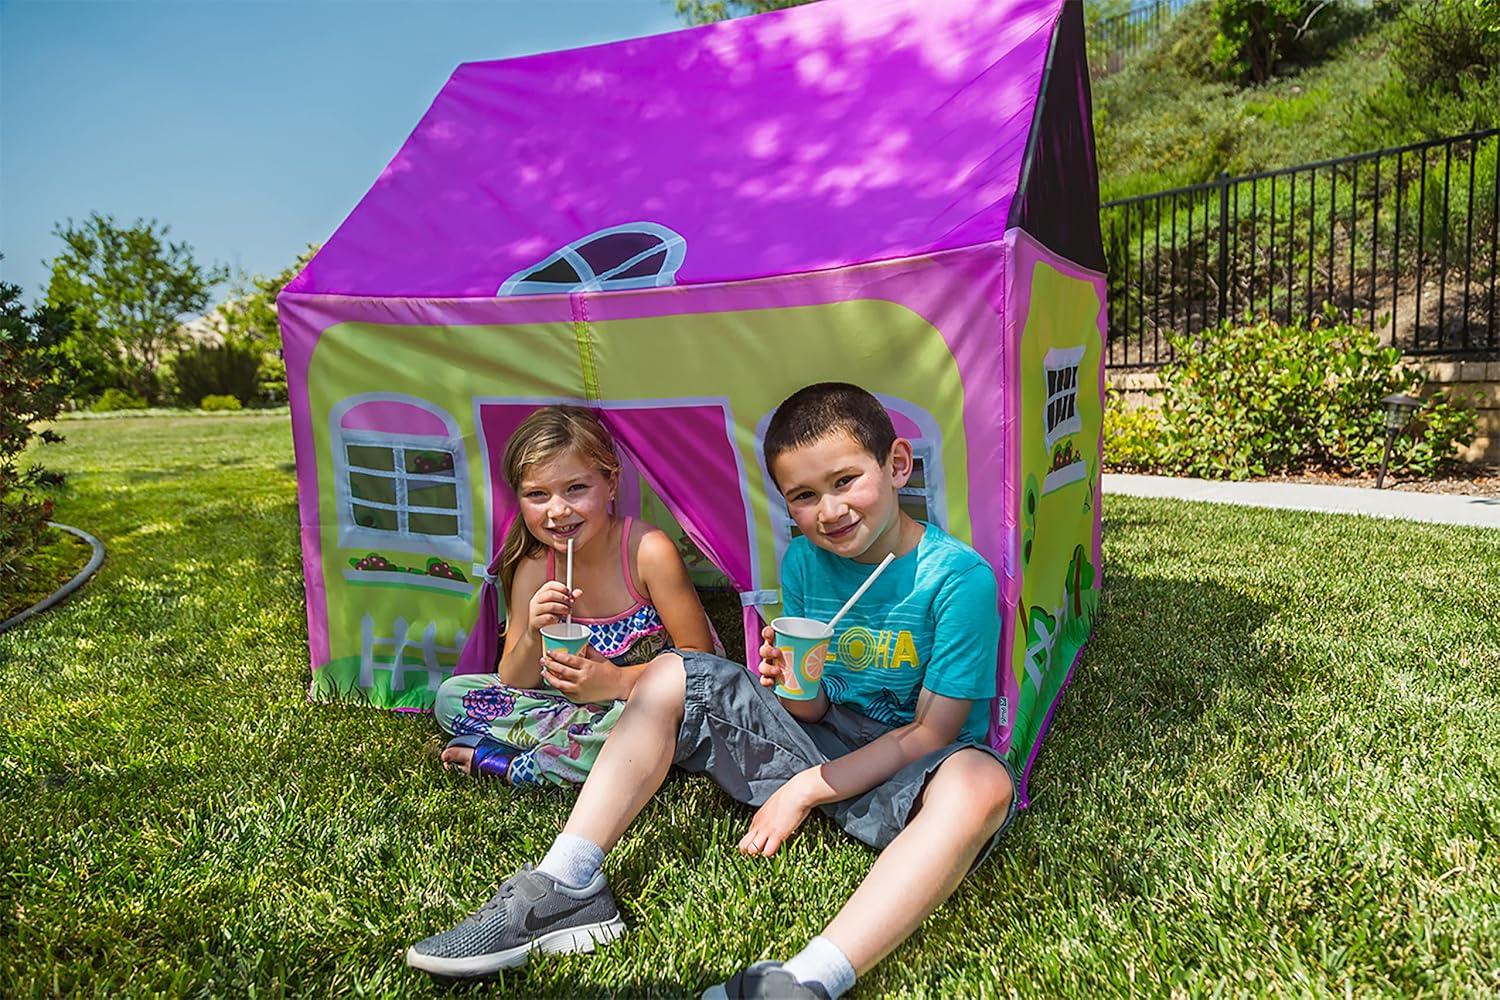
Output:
[702, 962, 831, 999]
[405, 865, 625, 978]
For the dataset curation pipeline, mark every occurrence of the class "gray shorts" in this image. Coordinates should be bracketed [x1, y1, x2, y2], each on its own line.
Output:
[672, 651, 1018, 867]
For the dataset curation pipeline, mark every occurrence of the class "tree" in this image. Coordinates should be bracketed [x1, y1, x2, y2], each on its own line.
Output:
[205, 244, 318, 404]
[1, 262, 76, 587]
[675, 0, 813, 25]
[212, 245, 316, 350]
[45, 213, 227, 404]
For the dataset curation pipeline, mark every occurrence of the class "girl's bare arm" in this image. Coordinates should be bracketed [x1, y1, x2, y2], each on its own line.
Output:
[635, 525, 716, 655]
[496, 556, 549, 687]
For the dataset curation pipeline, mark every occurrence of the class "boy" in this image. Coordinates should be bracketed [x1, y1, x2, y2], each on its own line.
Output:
[407, 383, 1017, 998]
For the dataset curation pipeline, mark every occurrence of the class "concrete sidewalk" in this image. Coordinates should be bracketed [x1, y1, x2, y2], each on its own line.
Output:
[1104, 474, 1500, 528]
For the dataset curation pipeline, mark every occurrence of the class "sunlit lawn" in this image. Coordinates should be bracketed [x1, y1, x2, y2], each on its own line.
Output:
[2, 413, 1497, 997]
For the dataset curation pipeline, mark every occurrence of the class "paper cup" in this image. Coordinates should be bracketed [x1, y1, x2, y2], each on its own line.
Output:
[771, 616, 833, 701]
[540, 621, 593, 658]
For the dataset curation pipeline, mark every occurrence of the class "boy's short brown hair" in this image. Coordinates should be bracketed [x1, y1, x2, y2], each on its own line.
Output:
[762, 382, 897, 485]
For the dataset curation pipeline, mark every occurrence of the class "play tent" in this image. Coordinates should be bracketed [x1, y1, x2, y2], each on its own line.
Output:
[280, 0, 1105, 805]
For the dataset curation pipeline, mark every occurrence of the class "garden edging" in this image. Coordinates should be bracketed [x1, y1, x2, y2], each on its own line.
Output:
[0, 522, 106, 635]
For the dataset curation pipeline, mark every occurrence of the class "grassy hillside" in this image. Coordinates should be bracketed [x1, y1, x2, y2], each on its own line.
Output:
[1094, 1, 1500, 202]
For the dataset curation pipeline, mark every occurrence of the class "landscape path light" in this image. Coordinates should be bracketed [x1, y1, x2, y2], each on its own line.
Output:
[1376, 392, 1422, 489]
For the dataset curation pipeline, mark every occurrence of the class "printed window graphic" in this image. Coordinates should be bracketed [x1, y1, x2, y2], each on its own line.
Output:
[898, 446, 936, 523]
[498, 222, 687, 296]
[332, 397, 473, 562]
[1042, 346, 1087, 493]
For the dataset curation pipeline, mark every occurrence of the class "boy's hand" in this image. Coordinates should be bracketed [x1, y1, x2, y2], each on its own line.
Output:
[542, 645, 619, 703]
[738, 767, 821, 857]
[529, 580, 581, 633]
[756, 624, 784, 689]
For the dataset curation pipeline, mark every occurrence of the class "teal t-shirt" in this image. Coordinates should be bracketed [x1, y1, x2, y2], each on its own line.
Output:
[780, 522, 999, 744]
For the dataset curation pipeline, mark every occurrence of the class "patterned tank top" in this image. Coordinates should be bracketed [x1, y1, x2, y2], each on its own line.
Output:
[547, 516, 671, 667]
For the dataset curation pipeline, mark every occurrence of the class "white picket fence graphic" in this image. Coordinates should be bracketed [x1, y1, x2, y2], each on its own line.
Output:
[1024, 605, 1062, 694]
[360, 615, 467, 693]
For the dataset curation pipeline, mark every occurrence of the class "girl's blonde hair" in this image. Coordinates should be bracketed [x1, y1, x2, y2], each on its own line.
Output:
[497, 405, 622, 599]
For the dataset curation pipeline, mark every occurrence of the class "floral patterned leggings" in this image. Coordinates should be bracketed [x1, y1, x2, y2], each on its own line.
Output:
[433, 674, 625, 786]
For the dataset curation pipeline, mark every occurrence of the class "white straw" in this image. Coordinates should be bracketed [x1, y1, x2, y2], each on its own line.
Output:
[827, 552, 897, 631]
[565, 537, 574, 625]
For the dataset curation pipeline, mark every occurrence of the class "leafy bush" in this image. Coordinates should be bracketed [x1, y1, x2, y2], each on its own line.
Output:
[90, 388, 148, 413]
[256, 352, 287, 405]
[1388, 0, 1500, 98]
[1, 276, 74, 590]
[170, 339, 262, 407]
[1353, 0, 1500, 145]
[199, 394, 242, 412]
[1105, 312, 1477, 479]
[1103, 395, 1169, 472]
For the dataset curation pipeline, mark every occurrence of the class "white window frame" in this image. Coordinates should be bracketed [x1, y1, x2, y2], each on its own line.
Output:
[331, 395, 472, 563]
[1041, 346, 1088, 494]
[1042, 346, 1086, 451]
[498, 222, 687, 296]
[897, 442, 940, 524]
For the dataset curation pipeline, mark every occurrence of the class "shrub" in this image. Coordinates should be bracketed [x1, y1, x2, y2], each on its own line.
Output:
[170, 339, 262, 407]
[1106, 312, 1477, 479]
[256, 351, 287, 405]
[1353, 0, 1500, 145]
[1103, 393, 1169, 472]
[90, 388, 148, 412]
[200, 394, 242, 412]
[1, 277, 75, 590]
[1389, 0, 1500, 98]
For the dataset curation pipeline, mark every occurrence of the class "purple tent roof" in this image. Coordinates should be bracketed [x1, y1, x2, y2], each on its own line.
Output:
[290, 0, 1069, 298]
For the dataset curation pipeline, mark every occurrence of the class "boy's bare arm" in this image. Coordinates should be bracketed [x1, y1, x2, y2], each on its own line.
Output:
[736, 689, 973, 857]
[801, 689, 970, 804]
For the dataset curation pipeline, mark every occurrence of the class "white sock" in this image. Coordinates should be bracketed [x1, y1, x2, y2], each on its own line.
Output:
[782, 935, 856, 999]
[536, 832, 604, 889]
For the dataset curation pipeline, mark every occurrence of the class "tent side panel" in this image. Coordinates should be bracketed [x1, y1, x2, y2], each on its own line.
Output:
[281, 250, 1012, 717]
[1008, 0, 1106, 274]
[281, 292, 586, 709]
[1004, 228, 1106, 808]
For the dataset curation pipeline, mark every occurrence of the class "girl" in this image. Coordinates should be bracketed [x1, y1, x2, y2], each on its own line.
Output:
[434, 405, 716, 786]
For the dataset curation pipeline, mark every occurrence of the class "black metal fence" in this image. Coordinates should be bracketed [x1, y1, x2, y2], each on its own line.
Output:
[1089, 0, 1191, 77]
[1101, 128, 1500, 368]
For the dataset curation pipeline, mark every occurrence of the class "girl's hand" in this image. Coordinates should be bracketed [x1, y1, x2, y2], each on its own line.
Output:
[739, 768, 818, 857]
[528, 580, 580, 633]
[541, 645, 621, 704]
[756, 624, 784, 689]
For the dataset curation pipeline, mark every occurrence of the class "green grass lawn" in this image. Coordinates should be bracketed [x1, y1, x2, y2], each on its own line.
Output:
[3, 414, 1498, 997]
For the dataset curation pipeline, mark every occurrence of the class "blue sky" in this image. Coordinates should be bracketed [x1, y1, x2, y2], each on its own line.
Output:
[1, 0, 685, 302]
